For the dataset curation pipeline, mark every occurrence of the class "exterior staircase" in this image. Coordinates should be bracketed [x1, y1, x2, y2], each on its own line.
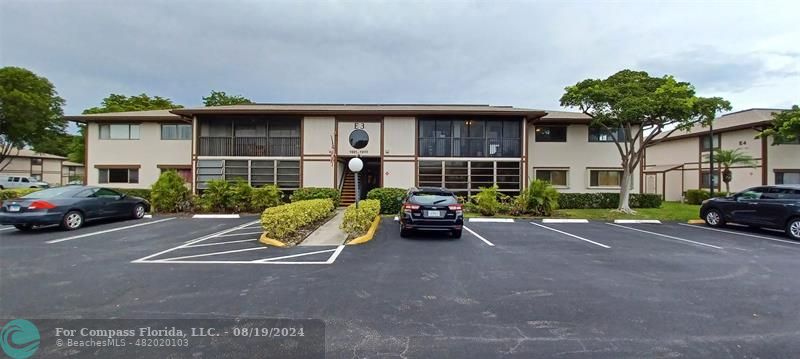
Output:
[340, 171, 357, 206]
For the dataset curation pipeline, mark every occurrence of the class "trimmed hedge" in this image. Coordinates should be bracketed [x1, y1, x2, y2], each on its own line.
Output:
[685, 189, 729, 205]
[290, 187, 340, 207]
[251, 184, 283, 212]
[261, 198, 334, 240]
[366, 187, 406, 214]
[150, 171, 191, 213]
[0, 188, 41, 200]
[557, 193, 662, 209]
[340, 199, 381, 237]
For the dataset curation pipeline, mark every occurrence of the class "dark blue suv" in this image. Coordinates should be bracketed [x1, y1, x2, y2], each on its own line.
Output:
[399, 187, 464, 238]
[700, 185, 800, 240]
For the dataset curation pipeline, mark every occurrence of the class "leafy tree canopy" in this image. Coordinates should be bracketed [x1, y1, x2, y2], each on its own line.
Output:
[202, 90, 253, 107]
[83, 93, 182, 114]
[758, 105, 800, 145]
[560, 69, 731, 212]
[32, 132, 78, 158]
[0, 66, 66, 169]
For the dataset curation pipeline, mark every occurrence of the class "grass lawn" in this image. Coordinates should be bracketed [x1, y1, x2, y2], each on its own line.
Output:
[553, 202, 701, 222]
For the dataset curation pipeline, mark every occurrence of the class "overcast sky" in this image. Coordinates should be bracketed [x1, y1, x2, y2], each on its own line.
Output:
[2, 0, 798, 119]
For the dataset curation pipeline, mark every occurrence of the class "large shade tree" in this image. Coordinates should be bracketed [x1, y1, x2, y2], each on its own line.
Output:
[560, 69, 731, 213]
[0, 66, 66, 171]
[758, 105, 800, 145]
[202, 91, 253, 106]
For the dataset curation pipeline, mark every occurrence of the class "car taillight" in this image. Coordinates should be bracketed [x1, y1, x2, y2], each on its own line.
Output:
[28, 200, 56, 210]
[403, 204, 420, 211]
[448, 204, 463, 215]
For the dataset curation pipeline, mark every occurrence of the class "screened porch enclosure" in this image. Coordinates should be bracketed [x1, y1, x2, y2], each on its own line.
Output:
[418, 117, 522, 158]
[197, 115, 301, 156]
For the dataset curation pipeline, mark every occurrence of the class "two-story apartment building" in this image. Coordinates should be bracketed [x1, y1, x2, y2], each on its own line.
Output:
[67, 104, 640, 203]
[0, 148, 68, 185]
[643, 108, 799, 201]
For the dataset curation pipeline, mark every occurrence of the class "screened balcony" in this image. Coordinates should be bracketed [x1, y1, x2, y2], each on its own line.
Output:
[418, 117, 522, 158]
[197, 115, 301, 157]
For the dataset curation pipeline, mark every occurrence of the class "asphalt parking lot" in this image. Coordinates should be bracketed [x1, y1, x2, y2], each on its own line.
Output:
[3, 216, 800, 358]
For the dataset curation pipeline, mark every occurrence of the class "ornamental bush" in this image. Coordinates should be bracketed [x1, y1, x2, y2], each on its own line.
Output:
[340, 199, 381, 237]
[515, 179, 560, 216]
[366, 187, 406, 214]
[474, 185, 501, 216]
[149, 170, 191, 213]
[290, 187, 341, 207]
[684, 190, 728, 205]
[251, 184, 283, 212]
[198, 180, 234, 212]
[229, 180, 254, 213]
[261, 198, 334, 240]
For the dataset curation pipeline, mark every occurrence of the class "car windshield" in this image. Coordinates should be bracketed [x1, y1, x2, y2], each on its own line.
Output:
[21, 187, 80, 199]
[410, 193, 457, 205]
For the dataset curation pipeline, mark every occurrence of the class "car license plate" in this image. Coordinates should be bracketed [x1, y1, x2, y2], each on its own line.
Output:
[8, 205, 20, 212]
[426, 210, 442, 218]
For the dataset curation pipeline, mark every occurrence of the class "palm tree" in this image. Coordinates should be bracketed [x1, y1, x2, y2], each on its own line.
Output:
[704, 149, 757, 193]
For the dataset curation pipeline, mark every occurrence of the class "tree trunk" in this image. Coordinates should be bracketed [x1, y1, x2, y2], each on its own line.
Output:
[617, 164, 634, 214]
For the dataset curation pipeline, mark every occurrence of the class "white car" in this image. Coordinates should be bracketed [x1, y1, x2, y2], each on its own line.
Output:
[0, 175, 50, 190]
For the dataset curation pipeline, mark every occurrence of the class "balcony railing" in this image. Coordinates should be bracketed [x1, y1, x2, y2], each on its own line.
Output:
[418, 137, 521, 157]
[199, 136, 300, 156]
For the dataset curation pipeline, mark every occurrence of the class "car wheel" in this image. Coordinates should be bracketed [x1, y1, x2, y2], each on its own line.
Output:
[704, 208, 724, 227]
[400, 226, 410, 238]
[132, 203, 146, 219]
[61, 210, 84, 230]
[451, 229, 462, 239]
[787, 218, 800, 241]
[14, 224, 33, 231]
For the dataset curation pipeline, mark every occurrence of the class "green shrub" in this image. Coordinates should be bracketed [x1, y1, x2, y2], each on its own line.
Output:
[112, 188, 152, 202]
[366, 187, 406, 214]
[557, 193, 662, 209]
[290, 187, 341, 207]
[516, 179, 560, 216]
[198, 180, 234, 212]
[684, 189, 727, 205]
[230, 180, 254, 213]
[340, 199, 381, 237]
[261, 198, 334, 241]
[474, 185, 501, 216]
[149, 170, 191, 213]
[251, 184, 283, 212]
[0, 188, 41, 200]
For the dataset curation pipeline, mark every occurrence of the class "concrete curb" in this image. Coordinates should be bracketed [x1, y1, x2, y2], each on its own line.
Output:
[258, 232, 288, 247]
[687, 219, 705, 224]
[347, 215, 381, 245]
[613, 219, 662, 224]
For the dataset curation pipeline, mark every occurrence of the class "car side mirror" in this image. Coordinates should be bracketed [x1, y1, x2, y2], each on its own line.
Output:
[118, 194, 127, 200]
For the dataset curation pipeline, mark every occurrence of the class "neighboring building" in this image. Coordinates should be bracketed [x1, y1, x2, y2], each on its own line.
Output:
[643, 108, 800, 201]
[67, 104, 640, 204]
[62, 161, 85, 184]
[0, 148, 67, 185]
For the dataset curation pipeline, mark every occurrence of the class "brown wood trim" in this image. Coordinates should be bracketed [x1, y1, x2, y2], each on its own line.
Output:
[522, 119, 529, 188]
[304, 153, 335, 156]
[379, 117, 384, 187]
[334, 115, 382, 123]
[157, 164, 191, 169]
[382, 159, 417, 163]
[382, 154, 416, 158]
[761, 135, 768, 185]
[300, 118, 304, 187]
[414, 117, 419, 186]
[639, 130, 644, 194]
[190, 115, 197, 193]
[83, 123, 88, 185]
[661, 173, 666, 200]
[655, 122, 770, 144]
[333, 117, 339, 188]
[773, 168, 800, 172]
[303, 158, 334, 162]
[94, 164, 141, 169]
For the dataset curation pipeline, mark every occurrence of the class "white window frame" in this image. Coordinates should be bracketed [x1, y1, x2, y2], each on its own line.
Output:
[99, 123, 140, 140]
[533, 167, 570, 188]
[161, 123, 192, 140]
[586, 168, 626, 189]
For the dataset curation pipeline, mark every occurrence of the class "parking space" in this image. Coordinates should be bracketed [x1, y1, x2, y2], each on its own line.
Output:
[4, 216, 800, 357]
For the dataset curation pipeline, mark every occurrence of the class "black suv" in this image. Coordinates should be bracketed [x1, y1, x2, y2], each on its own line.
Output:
[700, 185, 800, 240]
[399, 187, 464, 238]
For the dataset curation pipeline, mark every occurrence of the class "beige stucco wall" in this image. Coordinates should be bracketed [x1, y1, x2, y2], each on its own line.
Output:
[383, 161, 415, 188]
[0, 157, 63, 185]
[382, 117, 416, 156]
[87, 122, 192, 188]
[646, 136, 698, 167]
[767, 143, 800, 184]
[1, 157, 32, 172]
[302, 160, 335, 188]
[337, 121, 381, 157]
[302, 117, 336, 155]
[528, 124, 640, 193]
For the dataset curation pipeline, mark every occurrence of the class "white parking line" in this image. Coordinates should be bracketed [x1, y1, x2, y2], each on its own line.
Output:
[158, 246, 268, 261]
[469, 218, 514, 223]
[529, 222, 610, 249]
[0, 226, 15, 232]
[192, 214, 240, 219]
[46, 218, 175, 244]
[613, 219, 662, 224]
[253, 248, 337, 263]
[216, 231, 263, 238]
[132, 220, 260, 262]
[463, 226, 495, 247]
[677, 223, 800, 246]
[606, 223, 722, 249]
[185, 238, 258, 247]
[542, 219, 589, 223]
